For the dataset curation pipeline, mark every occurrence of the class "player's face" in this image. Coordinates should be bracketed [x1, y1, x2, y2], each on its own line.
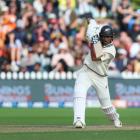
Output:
[101, 36, 113, 46]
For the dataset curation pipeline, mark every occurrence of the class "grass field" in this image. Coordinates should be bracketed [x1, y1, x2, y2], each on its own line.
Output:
[0, 108, 140, 140]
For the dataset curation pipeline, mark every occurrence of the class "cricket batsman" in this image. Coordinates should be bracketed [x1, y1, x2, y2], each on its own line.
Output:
[73, 18, 122, 128]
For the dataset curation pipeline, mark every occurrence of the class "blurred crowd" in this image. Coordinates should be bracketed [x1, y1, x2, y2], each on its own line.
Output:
[0, 0, 140, 75]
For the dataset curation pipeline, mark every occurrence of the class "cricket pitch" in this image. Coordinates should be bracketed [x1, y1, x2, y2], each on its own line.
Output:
[0, 125, 140, 133]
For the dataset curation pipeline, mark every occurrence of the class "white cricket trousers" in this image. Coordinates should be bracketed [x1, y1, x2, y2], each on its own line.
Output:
[73, 65, 116, 124]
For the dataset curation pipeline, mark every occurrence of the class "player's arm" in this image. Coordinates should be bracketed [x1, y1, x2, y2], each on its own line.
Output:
[88, 43, 102, 61]
[89, 43, 113, 62]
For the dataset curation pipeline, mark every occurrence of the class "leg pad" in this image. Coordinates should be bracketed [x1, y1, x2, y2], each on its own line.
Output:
[102, 106, 119, 121]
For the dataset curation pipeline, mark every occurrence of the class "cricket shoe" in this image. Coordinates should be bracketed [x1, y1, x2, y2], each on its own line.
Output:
[114, 119, 122, 128]
[74, 120, 85, 128]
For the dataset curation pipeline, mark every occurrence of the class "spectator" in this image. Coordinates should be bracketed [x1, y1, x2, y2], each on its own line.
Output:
[116, 0, 133, 31]
[51, 42, 74, 70]
[33, 40, 52, 71]
[119, 31, 132, 54]
[129, 35, 140, 58]
[8, 32, 22, 71]
[72, 35, 88, 58]
[1, 60, 11, 72]
[122, 60, 134, 75]
[134, 51, 140, 73]
[20, 48, 38, 72]
[51, 58, 68, 73]
[128, 20, 140, 42]
[0, 0, 140, 75]
[33, 62, 42, 72]
[111, 0, 120, 18]
[72, 53, 83, 71]
[94, 0, 110, 18]
[49, 34, 62, 55]
[33, 0, 45, 14]
[115, 48, 128, 72]
[0, 5, 16, 50]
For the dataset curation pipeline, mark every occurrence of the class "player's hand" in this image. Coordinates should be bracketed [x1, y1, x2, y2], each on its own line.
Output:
[91, 34, 100, 44]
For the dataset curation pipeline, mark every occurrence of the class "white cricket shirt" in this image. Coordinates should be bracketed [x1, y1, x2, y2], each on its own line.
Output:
[84, 44, 116, 76]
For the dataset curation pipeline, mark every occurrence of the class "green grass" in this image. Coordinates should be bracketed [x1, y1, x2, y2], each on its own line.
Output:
[0, 131, 140, 140]
[0, 108, 139, 125]
[0, 108, 140, 140]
